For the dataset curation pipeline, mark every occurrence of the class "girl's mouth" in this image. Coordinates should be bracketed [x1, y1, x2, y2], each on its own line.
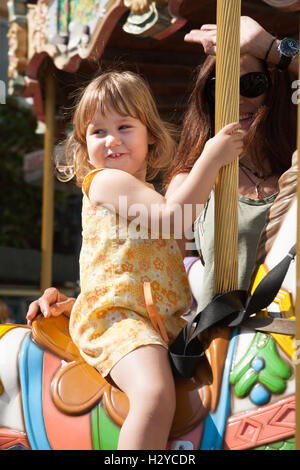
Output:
[106, 153, 125, 159]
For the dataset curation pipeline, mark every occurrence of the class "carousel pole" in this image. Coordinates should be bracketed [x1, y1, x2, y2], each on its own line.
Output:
[40, 68, 55, 293]
[296, 13, 300, 451]
[214, 0, 241, 295]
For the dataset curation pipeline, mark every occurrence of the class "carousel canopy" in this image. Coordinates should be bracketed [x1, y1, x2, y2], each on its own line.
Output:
[6, 0, 299, 124]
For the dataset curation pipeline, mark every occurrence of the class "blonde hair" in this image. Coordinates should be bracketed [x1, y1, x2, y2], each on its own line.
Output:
[58, 70, 177, 186]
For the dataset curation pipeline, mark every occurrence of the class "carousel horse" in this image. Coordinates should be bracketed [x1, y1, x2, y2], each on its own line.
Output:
[0, 153, 297, 451]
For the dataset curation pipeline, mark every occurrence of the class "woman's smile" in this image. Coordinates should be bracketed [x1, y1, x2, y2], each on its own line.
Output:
[239, 112, 255, 131]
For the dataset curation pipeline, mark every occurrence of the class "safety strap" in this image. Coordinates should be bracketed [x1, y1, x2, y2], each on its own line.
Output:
[169, 244, 296, 378]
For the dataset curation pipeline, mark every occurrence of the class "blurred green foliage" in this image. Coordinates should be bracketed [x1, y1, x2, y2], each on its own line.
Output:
[0, 96, 43, 249]
[0, 96, 73, 251]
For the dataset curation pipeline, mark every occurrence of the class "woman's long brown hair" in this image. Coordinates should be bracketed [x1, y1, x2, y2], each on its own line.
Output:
[164, 55, 297, 190]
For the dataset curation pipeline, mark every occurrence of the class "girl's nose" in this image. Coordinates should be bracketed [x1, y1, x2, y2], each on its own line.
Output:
[105, 134, 121, 148]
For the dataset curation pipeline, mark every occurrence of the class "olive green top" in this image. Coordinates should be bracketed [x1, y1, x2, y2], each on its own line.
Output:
[194, 190, 278, 312]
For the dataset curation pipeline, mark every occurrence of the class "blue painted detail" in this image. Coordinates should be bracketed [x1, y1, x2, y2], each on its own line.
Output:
[251, 357, 265, 372]
[249, 383, 270, 406]
[18, 333, 51, 450]
[199, 328, 238, 450]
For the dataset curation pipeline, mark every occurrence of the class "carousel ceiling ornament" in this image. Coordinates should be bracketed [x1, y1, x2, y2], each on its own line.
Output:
[6, 0, 186, 119]
[6, 0, 27, 95]
[123, 0, 186, 39]
[7, 0, 186, 75]
[262, 0, 300, 11]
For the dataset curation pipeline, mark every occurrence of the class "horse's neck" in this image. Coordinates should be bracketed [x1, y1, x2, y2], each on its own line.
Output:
[264, 198, 297, 295]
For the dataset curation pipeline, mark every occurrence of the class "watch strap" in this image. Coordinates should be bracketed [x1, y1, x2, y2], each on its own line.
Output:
[277, 38, 299, 71]
[277, 54, 292, 71]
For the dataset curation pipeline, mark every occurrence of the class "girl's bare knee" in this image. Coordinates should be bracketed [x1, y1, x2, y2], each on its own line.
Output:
[110, 344, 176, 421]
[133, 381, 176, 421]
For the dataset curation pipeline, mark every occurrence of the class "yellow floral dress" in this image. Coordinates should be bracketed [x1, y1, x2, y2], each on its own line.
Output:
[69, 169, 191, 377]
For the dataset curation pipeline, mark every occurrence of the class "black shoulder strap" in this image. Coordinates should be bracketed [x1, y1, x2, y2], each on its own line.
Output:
[169, 244, 296, 378]
[190, 243, 296, 342]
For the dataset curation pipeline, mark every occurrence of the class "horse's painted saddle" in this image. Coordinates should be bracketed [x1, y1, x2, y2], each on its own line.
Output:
[31, 314, 232, 432]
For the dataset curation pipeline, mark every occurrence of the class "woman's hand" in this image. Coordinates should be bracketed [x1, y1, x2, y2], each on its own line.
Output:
[184, 16, 275, 61]
[184, 24, 217, 55]
[26, 287, 75, 326]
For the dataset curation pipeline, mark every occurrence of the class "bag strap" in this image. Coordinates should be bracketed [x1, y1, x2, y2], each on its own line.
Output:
[187, 243, 296, 346]
[245, 244, 296, 315]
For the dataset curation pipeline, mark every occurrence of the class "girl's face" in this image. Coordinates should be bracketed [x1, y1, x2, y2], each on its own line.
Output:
[239, 54, 267, 135]
[86, 107, 154, 181]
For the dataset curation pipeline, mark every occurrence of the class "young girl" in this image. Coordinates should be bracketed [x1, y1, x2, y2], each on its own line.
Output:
[27, 70, 243, 450]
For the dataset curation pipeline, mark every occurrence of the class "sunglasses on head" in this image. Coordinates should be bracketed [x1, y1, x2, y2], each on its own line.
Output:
[206, 71, 270, 104]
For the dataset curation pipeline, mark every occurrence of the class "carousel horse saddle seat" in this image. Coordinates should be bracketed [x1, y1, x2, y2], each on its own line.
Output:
[51, 360, 109, 416]
[32, 314, 81, 362]
[31, 314, 112, 416]
[30, 314, 232, 437]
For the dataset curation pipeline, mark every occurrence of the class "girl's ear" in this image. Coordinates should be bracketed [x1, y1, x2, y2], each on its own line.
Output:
[148, 133, 156, 145]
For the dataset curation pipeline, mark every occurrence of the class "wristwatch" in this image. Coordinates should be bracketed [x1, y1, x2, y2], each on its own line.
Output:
[277, 37, 299, 71]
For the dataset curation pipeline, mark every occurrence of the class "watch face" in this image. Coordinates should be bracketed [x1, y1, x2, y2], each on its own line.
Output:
[280, 38, 299, 57]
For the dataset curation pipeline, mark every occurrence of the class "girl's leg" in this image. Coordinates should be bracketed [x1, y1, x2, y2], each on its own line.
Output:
[109, 344, 176, 450]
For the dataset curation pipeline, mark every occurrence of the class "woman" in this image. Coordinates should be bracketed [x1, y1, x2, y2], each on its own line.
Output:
[165, 16, 297, 312]
[26, 17, 298, 324]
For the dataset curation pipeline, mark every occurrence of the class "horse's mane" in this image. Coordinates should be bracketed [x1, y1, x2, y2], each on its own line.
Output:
[250, 150, 298, 286]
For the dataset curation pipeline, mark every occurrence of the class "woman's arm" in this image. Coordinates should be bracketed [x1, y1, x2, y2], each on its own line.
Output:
[238, 17, 298, 76]
[184, 16, 298, 76]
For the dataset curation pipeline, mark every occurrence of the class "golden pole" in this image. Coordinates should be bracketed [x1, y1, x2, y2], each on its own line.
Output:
[296, 14, 300, 451]
[40, 70, 55, 293]
[214, 0, 241, 295]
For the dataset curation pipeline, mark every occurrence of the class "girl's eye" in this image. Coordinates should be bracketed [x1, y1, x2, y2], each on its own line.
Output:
[94, 129, 105, 135]
[119, 125, 132, 130]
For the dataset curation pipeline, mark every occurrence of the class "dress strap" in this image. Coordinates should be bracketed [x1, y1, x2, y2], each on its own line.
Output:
[82, 168, 105, 197]
[143, 282, 169, 344]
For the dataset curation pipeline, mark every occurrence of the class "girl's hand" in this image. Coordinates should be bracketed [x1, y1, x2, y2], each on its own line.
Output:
[202, 122, 244, 167]
[26, 287, 75, 326]
[184, 16, 274, 61]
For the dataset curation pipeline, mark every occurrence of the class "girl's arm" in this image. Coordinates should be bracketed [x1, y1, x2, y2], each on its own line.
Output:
[26, 288, 75, 326]
[89, 122, 243, 233]
[165, 172, 189, 197]
[165, 173, 195, 257]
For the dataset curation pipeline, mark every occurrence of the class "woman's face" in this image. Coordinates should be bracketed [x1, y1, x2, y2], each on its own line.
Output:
[238, 54, 267, 135]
